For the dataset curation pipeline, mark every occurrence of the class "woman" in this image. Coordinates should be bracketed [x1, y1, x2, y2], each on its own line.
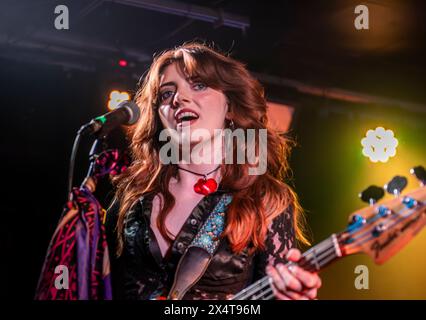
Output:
[105, 42, 322, 300]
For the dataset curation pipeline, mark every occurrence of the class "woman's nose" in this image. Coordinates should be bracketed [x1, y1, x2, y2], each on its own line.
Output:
[172, 92, 190, 109]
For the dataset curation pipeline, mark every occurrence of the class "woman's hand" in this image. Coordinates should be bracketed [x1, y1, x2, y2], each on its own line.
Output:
[266, 248, 322, 300]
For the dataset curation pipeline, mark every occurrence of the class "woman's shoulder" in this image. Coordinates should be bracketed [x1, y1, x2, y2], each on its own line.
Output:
[104, 193, 153, 229]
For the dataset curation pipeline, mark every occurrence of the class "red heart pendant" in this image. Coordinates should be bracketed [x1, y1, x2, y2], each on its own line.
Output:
[194, 181, 202, 194]
[193, 178, 218, 195]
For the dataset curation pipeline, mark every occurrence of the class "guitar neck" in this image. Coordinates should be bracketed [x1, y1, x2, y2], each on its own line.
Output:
[231, 234, 343, 300]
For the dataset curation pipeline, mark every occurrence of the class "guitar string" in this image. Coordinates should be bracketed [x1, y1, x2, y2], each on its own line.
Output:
[242, 247, 338, 300]
[344, 198, 422, 246]
[233, 243, 338, 300]
[240, 200, 424, 300]
[254, 208, 421, 301]
[245, 242, 337, 298]
[250, 245, 341, 300]
[232, 240, 336, 300]
[252, 286, 273, 300]
[345, 212, 423, 256]
[231, 238, 334, 300]
[343, 205, 421, 251]
[262, 292, 275, 300]
[252, 287, 273, 300]
[345, 206, 407, 244]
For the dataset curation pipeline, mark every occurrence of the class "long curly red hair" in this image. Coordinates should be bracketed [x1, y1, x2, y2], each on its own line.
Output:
[111, 42, 309, 256]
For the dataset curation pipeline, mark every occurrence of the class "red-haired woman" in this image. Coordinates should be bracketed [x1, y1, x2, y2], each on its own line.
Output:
[105, 43, 322, 300]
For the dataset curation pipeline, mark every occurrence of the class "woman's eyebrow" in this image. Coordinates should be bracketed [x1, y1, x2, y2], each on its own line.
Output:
[159, 81, 176, 88]
[187, 76, 201, 82]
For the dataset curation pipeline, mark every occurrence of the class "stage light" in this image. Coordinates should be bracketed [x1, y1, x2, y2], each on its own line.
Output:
[361, 127, 398, 163]
[108, 90, 130, 110]
[118, 59, 128, 67]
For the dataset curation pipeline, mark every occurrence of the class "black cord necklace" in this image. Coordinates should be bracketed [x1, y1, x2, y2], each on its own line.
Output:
[177, 165, 221, 195]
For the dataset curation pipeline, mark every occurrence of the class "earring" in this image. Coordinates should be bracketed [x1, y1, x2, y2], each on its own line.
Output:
[229, 119, 235, 130]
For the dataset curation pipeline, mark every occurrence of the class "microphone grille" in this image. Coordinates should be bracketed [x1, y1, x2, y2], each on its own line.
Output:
[119, 101, 140, 125]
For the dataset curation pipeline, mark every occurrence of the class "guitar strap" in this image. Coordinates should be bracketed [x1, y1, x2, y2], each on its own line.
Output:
[167, 193, 233, 300]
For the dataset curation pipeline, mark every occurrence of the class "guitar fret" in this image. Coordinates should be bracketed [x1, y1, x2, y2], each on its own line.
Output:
[300, 236, 337, 270]
[332, 234, 342, 257]
[311, 248, 320, 271]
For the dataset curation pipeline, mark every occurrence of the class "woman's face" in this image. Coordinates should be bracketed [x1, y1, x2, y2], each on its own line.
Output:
[157, 62, 230, 145]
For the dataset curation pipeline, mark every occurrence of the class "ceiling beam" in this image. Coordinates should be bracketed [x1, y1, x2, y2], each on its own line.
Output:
[108, 0, 250, 31]
[253, 72, 426, 114]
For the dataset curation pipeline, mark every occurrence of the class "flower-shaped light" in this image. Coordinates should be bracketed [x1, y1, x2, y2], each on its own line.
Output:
[361, 127, 398, 163]
[108, 90, 130, 110]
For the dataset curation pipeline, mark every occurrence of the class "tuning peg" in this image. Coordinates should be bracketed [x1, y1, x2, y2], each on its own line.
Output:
[359, 185, 385, 205]
[410, 166, 426, 185]
[402, 196, 418, 209]
[384, 176, 408, 197]
[372, 223, 386, 237]
[347, 214, 366, 233]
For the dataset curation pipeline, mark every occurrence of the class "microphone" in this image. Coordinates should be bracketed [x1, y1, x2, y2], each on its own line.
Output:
[78, 101, 140, 136]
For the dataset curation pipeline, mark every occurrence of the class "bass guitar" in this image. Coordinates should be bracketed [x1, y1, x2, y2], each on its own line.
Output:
[231, 166, 426, 300]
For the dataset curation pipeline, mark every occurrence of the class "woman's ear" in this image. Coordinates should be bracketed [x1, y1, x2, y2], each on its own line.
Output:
[225, 101, 232, 120]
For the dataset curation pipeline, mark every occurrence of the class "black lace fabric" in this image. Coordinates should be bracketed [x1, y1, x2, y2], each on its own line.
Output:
[266, 208, 295, 266]
[250, 206, 295, 283]
[105, 192, 295, 300]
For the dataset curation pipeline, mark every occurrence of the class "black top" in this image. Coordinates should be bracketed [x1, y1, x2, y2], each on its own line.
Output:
[105, 188, 295, 300]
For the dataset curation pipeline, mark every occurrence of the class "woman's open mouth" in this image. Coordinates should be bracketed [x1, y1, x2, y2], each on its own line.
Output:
[175, 110, 199, 128]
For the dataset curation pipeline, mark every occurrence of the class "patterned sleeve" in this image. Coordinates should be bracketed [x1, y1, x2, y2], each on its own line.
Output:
[104, 198, 128, 299]
[252, 205, 295, 281]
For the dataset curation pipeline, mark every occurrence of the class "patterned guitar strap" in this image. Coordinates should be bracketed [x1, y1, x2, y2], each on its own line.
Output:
[167, 193, 233, 300]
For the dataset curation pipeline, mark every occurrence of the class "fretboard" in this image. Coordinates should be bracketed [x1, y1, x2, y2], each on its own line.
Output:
[231, 234, 342, 300]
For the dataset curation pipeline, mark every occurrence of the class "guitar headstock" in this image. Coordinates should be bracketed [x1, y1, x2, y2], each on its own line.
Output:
[337, 166, 426, 265]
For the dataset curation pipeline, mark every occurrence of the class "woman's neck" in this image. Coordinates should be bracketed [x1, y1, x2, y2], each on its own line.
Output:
[173, 163, 222, 190]
[172, 131, 225, 189]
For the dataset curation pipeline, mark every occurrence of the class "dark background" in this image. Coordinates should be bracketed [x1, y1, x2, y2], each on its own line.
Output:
[2, 0, 426, 299]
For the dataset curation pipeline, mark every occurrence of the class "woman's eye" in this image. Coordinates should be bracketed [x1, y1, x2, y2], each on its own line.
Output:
[193, 82, 207, 91]
[159, 90, 174, 101]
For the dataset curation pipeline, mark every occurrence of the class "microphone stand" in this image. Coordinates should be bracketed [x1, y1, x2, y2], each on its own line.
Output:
[80, 129, 109, 194]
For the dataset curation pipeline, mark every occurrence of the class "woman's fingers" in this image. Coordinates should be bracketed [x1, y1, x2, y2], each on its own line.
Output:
[314, 274, 322, 288]
[266, 260, 321, 300]
[285, 249, 321, 289]
[270, 284, 292, 300]
[285, 248, 302, 262]
[289, 265, 322, 289]
[280, 288, 308, 300]
[277, 264, 304, 292]
[270, 283, 310, 300]
[267, 264, 303, 292]
[302, 287, 318, 300]
[266, 248, 322, 301]
[266, 265, 286, 292]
